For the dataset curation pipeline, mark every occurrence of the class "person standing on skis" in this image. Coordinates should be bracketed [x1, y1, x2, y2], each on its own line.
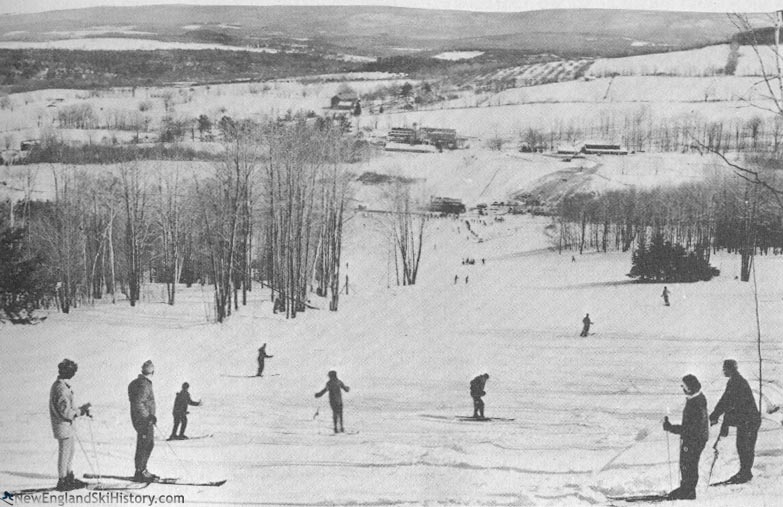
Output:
[315, 370, 350, 433]
[580, 314, 593, 337]
[256, 344, 273, 377]
[50, 359, 91, 491]
[709, 359, 761, 484]
[470, 373, 490, 419]
[169, 382, 201, 440]
[128, 360, 158, 482]
[663, 374, 709, 500]
[662, 286, 670, 306]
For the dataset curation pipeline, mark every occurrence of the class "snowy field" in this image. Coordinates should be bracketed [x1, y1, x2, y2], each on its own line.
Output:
[2, 194, 783, 505]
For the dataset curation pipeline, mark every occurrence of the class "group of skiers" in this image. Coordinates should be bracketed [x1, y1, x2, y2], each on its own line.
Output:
[48, 355, 762, 499]
[662, 359, 761, 500]
[48, 358, 202, 490]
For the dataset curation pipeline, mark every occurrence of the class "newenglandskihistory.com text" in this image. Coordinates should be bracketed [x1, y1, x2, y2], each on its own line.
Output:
[7, 491, 184, 506]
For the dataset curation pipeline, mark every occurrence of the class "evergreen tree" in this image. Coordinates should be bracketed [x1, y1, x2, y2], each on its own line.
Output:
[0, 226, 45, 323]
[628, 234, 719, 282]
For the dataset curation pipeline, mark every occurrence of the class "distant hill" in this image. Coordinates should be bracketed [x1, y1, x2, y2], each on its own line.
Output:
[0, 6, 768, 57]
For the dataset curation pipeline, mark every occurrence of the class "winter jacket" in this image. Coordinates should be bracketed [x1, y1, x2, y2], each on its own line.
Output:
[49, 379, 78, 439]
[128, 374, 156, 432]
[172, 390, 199, 415]
[668, 392, 709, 444]
[470, 376, 487, 397]
[710, 373, 760, 427]
[316, 379, 349, 406]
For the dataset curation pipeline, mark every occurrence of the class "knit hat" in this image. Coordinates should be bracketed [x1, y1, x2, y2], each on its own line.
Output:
[58, 359, 78, 377]
[141, 360, 155, 374]
[723, 359, 738, 373]
[681, 374, 701, 394]
[182, 382, 190, 389]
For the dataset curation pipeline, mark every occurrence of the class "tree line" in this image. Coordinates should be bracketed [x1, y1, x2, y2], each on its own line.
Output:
[0, 117, 358, 323]
[554, 164, 783, 282]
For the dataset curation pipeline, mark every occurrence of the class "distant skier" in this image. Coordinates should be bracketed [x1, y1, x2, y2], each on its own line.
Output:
[662, 286, 670, 306]
[663, 374, 709, 500]
[465, 275, 469, 284]
[169, 382, 201, 440]
[580, 314, 593, 337]
[314, 370, 350, 433]
[454, 275, 459, 285]
[470, 373, 490, 419]
[128, 360, 158, 482]
[49, 359, 91, 491]
[256, 343, 274, 377]
[709, 359, 761, 484]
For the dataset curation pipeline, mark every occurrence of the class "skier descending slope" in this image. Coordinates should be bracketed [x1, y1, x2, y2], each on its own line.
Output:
[662, 374, 709, 500]
[169, 382, 201, 440]
[256, 343, 273, 377]
[470, 373, 490, 419]
[709, 359, 761, 484]
[580, 313, 593, 337]
[315, 370, 350, 433]
[128, 360, 158, 482]
[49, 359, 92, 491]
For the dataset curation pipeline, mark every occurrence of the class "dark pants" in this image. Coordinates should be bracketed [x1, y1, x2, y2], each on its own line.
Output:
[257, 359, 265, 376]
[736, 420, 760, 476]
[663, 295, 670, 306]
[134, 424, 154, 473]
[472, 395, 484, 417]
[330, 402, 344, 431]
[678, 438, 706, 495]
[171, 413, 187, 437]
[580, 324, 590, 337]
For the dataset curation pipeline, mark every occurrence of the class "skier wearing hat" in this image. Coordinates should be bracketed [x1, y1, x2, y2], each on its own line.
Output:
[315, 370, 350, 433]
[169, 382, 201, 440]
[709, 359, 761, 484]
[470, 373, 490, 419]
[49, 359, 92, 491]
[663, 374, 709, 500]
[128, 360, 158, 482]
[256, 344, 273, 377]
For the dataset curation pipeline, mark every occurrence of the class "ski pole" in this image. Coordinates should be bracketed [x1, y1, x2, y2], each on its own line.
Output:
[706, 432, 723, 486]
[87, 416, 102, 485]
[73, 427, 97, 477]
[665, 425, 673, 491]
[155, 423, 191, 478]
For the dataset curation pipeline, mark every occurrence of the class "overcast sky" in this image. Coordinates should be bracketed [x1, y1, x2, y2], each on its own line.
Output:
[1, 0, 782, 16]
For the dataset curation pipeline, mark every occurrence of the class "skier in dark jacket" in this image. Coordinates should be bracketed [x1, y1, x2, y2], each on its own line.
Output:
[128, 360, 158, 482]
[49, 359, 91, 491]
[169, 382, 201, 440]
[580, 314, 593, 337]
[470, 373, 490, 418]
[256, 343, 273, 377]
[709, 359, 761, 484]
[662, 286, 670, 306]
[315, 370, 350, 433]
[663, 374, 709, 500]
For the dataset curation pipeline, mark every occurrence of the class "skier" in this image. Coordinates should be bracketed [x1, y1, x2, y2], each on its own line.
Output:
[314, 370, 350, 433]
[662, 286, 670, 306]
[49, 359, 91, 491]
[454, 275, 458, 285]
[662, 374, 709, 500]
[169, 382, 201, 440]
[128, 360, 158, 482]
[709, 359, 761, 484]
[256, 343, 274, 377]
[580, 314, 593, 337]
[470, 373, 490, 419]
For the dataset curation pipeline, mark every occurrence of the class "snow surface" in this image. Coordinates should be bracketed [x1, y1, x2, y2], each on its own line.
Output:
[2, 164, 783, 505]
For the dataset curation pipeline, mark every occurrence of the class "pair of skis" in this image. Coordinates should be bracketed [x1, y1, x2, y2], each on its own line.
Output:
[84, 473, 226, 487]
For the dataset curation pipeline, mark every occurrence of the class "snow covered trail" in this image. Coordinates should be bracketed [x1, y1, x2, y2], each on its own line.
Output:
[1, 215, 782, 506]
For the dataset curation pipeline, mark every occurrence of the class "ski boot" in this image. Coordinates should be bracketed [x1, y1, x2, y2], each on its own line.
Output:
[66, 471, 88, 489]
